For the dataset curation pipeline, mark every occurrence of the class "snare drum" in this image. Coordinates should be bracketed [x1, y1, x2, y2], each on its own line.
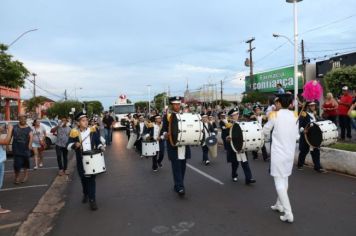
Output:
[169, 113, 203, 146]
[230, 121, 264, 152]
[142, 141, 158, 157]
[305, 120, 338, 148]
[82, 150, 106, 175]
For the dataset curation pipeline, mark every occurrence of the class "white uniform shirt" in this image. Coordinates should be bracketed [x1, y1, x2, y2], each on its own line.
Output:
[153, 124, 161, 140]
[80, 128, 92, 152]
[263, 109, 298, 177]
[139, 122, 144, 136]
[307, 112, 316, 123]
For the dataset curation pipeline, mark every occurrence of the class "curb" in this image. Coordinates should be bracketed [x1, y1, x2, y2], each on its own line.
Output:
[14, 152, 76, 236]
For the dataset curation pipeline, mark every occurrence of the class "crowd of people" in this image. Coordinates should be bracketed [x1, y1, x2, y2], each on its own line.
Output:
[0, 84, 355, 218]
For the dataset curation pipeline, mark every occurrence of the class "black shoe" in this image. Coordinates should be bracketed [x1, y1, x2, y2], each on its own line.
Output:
[205, 160, 210, 166]
[297, 166, 303, 171]
[89, 200, 98, 211]
[263, 157, 270, 162]
[82, 195, 88, 204]
[245, 179, 256, 185]
[178, 189, 185, 196]
[158, 163, 163, 168]
[153, 168, 158, 172]
[315, 168, 327, 173]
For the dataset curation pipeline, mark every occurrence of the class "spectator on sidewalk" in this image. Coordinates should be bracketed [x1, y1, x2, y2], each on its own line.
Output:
[0, 123, 13, 214]
[12, 114, 33, 184]
[277, 83, 285, 94]
[322, 92, 338, 124]
[338, 86, 353, 140]
[32, 119, 47, 169]
[52, 117, 71, 176]
[103, 111, 114, 145]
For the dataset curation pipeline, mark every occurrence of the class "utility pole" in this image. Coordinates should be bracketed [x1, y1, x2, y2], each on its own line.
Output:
[220, 80, 223, 105]
[64, 89, 68, 101]
[301, 39, 306, 85]
[245, 37, 255, 90]
[31, 73, 37, 97]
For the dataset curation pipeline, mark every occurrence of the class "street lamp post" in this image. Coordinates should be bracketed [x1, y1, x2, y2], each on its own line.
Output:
[286, 0, 302, 112]
[74, 87, 83, 100]
[147, 85, 151, 114]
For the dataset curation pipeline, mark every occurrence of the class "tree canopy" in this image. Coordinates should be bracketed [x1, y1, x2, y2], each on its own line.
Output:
[0, 44, 29, 88]
[24, 96, 48, 113]
[324, 66, 356, 97]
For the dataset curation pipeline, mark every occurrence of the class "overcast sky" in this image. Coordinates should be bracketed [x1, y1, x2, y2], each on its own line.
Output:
[1, 0, 356, 108]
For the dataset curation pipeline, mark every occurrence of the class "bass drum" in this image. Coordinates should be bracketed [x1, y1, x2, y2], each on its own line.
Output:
[126, 133, 137, 149]
[169, 113, 203, 146]
[230, 121, 264, 152]
[82, 150, 106, 175]
[305, 120, 338, 148]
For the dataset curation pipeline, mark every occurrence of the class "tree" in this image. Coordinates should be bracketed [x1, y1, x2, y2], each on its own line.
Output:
[83, 100, 103, 115]
[241, 91, 269, 104]
[24, 96, 48, 113]
[0, 44, 30, 88]
[154, 92, 167, 111]
[46, 100, 83, 119]
[324, 66, 356, 97]
[134, 101, 147, 113]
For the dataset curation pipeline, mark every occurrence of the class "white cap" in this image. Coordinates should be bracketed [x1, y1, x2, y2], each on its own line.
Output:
[342, 86, 348, 90]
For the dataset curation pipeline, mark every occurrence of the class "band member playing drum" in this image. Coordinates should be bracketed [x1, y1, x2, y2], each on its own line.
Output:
[67, 111, 105, 211]
[201, 114, 215, 165]
[297, 101, 327, 173]
[250, 105, 269, 161]
[135, 115, 146, 158]
[263, 93, 298, 223]
[218, 112, 229, 151]
[162, 96, 191, 196]
[145, 115, 165, 171]
[225, 108, 256, 184]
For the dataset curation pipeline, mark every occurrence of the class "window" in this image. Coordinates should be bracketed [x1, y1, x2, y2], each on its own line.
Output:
[113, 105, 135, 114]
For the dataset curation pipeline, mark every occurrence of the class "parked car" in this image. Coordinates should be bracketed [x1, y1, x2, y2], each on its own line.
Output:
[39, 119, 58, 147]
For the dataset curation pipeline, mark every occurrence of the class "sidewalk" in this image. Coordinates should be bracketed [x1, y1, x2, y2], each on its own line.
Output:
[0, 149, 65, 236]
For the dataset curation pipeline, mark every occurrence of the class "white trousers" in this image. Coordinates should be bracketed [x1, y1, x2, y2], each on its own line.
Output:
[273, 176, 292, 215]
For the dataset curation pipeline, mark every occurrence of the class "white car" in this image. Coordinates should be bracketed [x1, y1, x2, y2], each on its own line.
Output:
[39, 120, 58, 147]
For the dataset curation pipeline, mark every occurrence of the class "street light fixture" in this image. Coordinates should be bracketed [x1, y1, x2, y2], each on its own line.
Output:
[8, 28, 39, 48]
[286, 0, 302, 112]
[272, 33, 294, 46]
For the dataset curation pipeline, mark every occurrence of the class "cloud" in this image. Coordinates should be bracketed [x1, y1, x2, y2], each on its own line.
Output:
[174, 63, 228, 74]
[230, 71, 247, 88]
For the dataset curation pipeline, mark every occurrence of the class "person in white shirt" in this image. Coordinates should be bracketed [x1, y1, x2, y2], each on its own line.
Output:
[263, 93, 298, 223]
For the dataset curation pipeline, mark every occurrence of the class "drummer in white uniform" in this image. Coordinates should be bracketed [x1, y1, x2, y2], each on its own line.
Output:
[67, 111, 105, 211]
[263, 93, 298, 223]
[145, 115, 165, 171]
[225, 108, 256, 184]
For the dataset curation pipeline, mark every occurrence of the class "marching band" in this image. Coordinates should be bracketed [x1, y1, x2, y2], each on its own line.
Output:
[68, 85, 339, 224]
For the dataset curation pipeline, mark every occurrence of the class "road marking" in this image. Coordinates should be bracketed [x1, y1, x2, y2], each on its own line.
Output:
[4, 167, 58, 173]
[152, 222, 195, 235]
[0, 222, 22, 230]
[0, 184, 48, 192]
[187, 164, 224, 185]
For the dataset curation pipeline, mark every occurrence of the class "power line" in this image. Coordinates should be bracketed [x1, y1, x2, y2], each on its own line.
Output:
[25, 77, 64, 99]
[305, 46, 356, 53]
[301, 14, 356, 35]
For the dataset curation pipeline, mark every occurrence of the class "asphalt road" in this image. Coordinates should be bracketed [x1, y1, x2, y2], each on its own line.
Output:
[0, 148, 64, 236]
[50, 131, 356, 236]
